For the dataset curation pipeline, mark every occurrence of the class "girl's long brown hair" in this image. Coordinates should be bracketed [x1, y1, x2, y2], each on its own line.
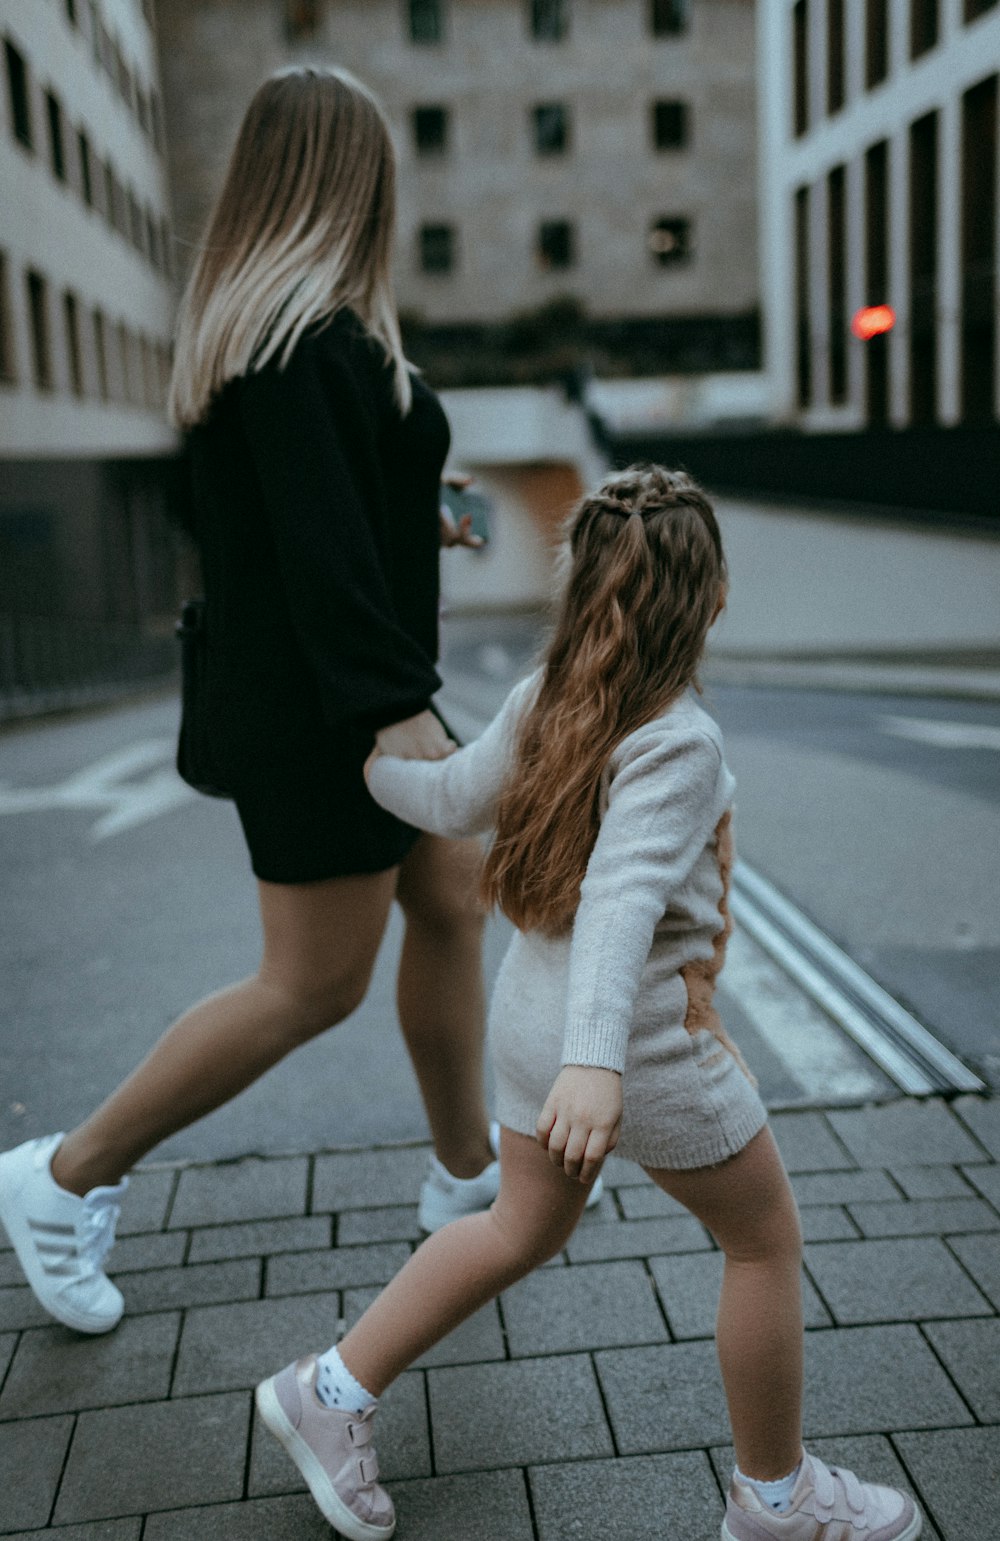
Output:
[481, 465, 726, 937]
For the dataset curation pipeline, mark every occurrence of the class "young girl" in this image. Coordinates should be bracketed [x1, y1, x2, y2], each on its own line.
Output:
[255, 467, 922, 1541]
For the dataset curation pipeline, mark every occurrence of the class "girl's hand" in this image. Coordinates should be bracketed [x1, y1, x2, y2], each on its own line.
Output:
[536, 1066, 623, 1185]
[375, 710, 456, 762]
[440, 472, 485, 549]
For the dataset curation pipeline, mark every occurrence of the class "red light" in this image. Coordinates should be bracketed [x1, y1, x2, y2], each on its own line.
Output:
[851, 304, 896, 340]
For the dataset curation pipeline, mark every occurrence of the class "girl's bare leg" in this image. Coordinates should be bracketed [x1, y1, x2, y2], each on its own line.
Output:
[338, 1128, 589, 1393]
[395, 835, 492, 1178]
[646, 1126, 804, 1480]
[51, 869, 400, 1196]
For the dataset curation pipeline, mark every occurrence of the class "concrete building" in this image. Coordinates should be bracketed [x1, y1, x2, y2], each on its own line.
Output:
[757, 0, 1000, 430]
[156, 0, 761, 381]
[0, 0, 182, 713]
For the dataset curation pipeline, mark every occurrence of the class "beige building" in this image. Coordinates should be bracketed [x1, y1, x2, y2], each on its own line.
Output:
[0, 0, 181, 714]
[157, 0, 761, 378]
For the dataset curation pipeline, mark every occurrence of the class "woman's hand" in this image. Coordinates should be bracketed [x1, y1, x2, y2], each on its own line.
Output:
[440, 472, 485, 550]
[536, 1066, 623, 1185]
[375, 710, 456, 762]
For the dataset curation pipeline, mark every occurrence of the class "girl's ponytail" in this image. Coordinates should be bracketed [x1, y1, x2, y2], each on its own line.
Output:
[481, 465, 726, 936]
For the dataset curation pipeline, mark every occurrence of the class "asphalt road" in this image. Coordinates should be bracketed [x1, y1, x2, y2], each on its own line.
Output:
[1, 623, 997, 1163]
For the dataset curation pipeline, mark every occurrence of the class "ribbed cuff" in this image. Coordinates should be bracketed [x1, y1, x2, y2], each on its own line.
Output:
[561, 1018, 630, 1076]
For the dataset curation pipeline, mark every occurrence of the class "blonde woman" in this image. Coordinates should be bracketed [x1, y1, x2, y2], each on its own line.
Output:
[0, 67, 502, 1333]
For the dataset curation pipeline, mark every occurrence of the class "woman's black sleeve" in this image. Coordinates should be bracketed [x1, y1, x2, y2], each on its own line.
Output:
[236, 334, 441, 731]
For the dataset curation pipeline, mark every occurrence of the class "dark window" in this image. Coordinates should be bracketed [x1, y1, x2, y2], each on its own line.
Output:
[827, 0, 845, 114]
[0, 251, 17, 383]
[865, 0, 888, 89]
[420, 223, 455, 273]
[652, 99, 689, 149]
[63, 291, 84, 396]
[65, 0, 78, 27]
[965, 0, 999, 17]
[538, 219, 575, 269]
[26, 269, 54, 391]
[92, 307, 109, 400]
[530, 1, 568, 41]
[104, 160, 122, 232]
[413, 105, 448, 155]
[909, 111, 938, 423]
[89, 3, 101, 66]
[77, 129, 93, 205]
[793, 1, 808, 137]
[45, 90, 67, 181]
[160, 217, 172, 278]
[650, 0, 690, 36]
[795, 185, 811, 408]
[409, 0, 443, 43]
[649, 215, 692, 266]
[864, 140, 890, 423]
[5, 38, 33, 149]
[533, 103, 568, 155]
[285, 0, 321, 39]
[136, 84, 149, 136]
[128, 187, 144, 253]
[961, 74, 997, 421]
[115, 49, 132, 109]
[911, 0, 938, 58]
[118, 321, 132, 404]
[148, 91, 162, 152]
[828, 165, 847, 404]
[145, 208, 158, 267]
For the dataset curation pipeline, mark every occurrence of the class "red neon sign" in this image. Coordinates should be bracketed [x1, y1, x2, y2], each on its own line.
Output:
[851, 304, 896, 340]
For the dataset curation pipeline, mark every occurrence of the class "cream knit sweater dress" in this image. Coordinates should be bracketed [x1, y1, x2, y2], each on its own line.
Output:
[368, 672, 768, 1169]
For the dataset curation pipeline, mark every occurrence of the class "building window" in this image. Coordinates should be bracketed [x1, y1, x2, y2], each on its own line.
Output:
[965, 0, 999, 18]
[530, 1, 568, 42]
[26, 270, 54, 391]
[65, 0, 78, 25]
[909, 111, 939, 423]
[794, 185, 811, 409]
[127, 186, 145, 253]
[827, 165, 847, 404]
[148, 91, 163, 152]
[827, 0, 845, 114]
[910, 0, 938, 59]
[420, 223, 455, 273]
[160, 217, 173, 278]
[117, 321, 133, 404]
[650, 0, 690, 36]
[413, 105, 449, 155]
[89, 3, 101, 65]
[793, 1, 808, 136]
[864, 140, 890, 424]
[92, 307, 109, 400]
[145, 208, 159, 268]
[0, 252, 17, 383]
[865, 0, 888, 89]
[649, 215, 692, 266]
[537, 219, 575, 269]
[961, 74, 997, 421]
[285, 0, 321, 40]
[63, 290, 85, 396]
[77, 129, 93, 206]
[4, 38, 33, 150]
[652, 99, 689, 150]
[533, 103, 569, 155]
[45, 90, 67, 181]
[409, 0, 443, 43]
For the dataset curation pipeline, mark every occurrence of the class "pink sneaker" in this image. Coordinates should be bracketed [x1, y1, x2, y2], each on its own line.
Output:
[255, 1355, 395, 1540]
[723, 1451, 922, 1541]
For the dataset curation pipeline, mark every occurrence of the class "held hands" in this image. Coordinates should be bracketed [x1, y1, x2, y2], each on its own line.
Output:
[364, 710, 457, 785]
[440, 472, 485, 550]
[536, 1066, 623, 1186]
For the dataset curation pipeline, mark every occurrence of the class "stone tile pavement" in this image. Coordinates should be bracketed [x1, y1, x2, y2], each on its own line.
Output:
[1, 1097, 998, 1540]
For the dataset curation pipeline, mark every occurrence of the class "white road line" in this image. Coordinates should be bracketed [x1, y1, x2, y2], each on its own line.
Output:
[0, 739, 196, 841]
[879, 714, 1000, 751]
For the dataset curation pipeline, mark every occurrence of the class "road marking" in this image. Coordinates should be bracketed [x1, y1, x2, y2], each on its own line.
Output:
[0, 740, 196, 841]
[879, 714, 1000, 751]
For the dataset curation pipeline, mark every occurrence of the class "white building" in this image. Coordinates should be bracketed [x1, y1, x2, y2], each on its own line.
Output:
[757, 0, 1000, 430]
[0, 0, 181, 712]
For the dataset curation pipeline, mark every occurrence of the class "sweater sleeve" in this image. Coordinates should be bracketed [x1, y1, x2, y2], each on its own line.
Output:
[366, 672, 540, 838]
[237, 330, 441, 731]
[562, 728, 725, 1074]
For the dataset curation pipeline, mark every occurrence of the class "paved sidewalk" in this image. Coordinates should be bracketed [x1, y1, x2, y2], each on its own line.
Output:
[1, 1097, 998, 1540]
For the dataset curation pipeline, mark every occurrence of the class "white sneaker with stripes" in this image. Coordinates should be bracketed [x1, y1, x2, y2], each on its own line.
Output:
[0, 1133, 126, 1334]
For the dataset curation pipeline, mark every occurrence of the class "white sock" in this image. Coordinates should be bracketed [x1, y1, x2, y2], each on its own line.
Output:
[737, 1462, 802, 1513]
[314, 1344, 377, 1415]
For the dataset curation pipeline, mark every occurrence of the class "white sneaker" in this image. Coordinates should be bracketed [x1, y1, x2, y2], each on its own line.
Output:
[417, 1121, 604, 1232]
[0, 1134, 127, 1334]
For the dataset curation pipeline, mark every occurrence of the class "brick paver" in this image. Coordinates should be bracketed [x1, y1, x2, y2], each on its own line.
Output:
[0, 1100, 996, 1540]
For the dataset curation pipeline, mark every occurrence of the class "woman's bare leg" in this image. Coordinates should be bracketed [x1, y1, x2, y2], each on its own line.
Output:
[338, 1128, 588, 1393]
[395, 835, 492, 1178]
[51, 869, 399, 1196]
[646, 1127, 804, 1480]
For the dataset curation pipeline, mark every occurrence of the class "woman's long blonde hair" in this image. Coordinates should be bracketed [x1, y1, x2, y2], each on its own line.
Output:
[168, 66, 410, 427]
[481, 466, 727, 937]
